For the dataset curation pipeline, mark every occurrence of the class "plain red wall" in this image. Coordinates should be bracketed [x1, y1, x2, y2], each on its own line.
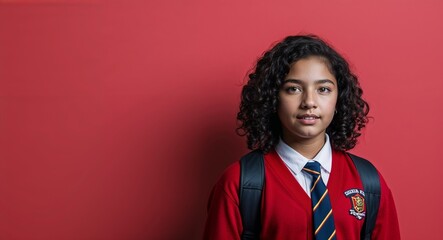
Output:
[1, 0, 442, 239]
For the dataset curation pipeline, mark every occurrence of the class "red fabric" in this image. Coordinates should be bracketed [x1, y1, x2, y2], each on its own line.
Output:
[203, 150, 400, 240]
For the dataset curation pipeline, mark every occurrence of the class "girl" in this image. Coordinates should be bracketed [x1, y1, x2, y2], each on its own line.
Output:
[203, 35, 400, 240]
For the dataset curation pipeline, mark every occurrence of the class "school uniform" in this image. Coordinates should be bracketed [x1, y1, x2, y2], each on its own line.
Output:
[203, 138, 400, 240]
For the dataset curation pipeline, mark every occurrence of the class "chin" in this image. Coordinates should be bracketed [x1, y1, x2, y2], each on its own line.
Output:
[292, 129, 325, 140]
[298, 133, 319, 139]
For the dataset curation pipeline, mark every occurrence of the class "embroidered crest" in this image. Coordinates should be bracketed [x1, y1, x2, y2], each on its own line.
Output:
[344, 188, 366, 220]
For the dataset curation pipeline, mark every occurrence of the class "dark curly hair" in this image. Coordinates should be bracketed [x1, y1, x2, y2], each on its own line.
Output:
[236, 35, 369, 153]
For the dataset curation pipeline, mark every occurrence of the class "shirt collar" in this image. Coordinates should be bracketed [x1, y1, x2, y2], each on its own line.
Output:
[275, 134, 333, 175]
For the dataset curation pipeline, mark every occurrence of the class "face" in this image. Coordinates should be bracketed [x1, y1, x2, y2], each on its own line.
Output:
[278, 56, 338, 146]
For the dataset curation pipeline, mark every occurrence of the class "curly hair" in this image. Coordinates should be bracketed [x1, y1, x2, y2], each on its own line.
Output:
[236, 35, 369, 153]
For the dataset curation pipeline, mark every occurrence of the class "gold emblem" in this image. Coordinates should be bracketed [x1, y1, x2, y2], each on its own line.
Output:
[351, 193, 365, 213]
[344, 188, 366, 220]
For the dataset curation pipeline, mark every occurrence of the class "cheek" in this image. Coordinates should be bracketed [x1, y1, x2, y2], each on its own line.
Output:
[277, 104, 286, 120]
[277, 98, 295, 117]
[322, 98, 338, 116]
[277, 107, 293, 131]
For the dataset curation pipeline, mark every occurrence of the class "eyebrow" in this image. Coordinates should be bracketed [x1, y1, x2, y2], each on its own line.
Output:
[283, 79, 336, 85]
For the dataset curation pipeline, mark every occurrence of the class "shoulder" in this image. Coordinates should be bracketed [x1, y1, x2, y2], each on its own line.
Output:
[211, 160, 241, 204]
[212, 150, 270, 203]
[342, 152, 394, 193]
[216, 160, 241, 187]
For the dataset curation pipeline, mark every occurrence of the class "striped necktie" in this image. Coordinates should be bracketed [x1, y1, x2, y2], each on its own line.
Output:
[303, 161, 337, 240]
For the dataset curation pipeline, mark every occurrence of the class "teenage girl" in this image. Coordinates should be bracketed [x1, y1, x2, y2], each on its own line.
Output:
[203, 35, 400, 240]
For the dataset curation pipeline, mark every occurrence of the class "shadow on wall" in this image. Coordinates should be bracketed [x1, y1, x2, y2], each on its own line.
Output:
[157, 88, 247, 239]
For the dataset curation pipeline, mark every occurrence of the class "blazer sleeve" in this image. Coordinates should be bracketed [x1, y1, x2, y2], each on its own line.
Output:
[371, 172, 401, 240]
[203, 162, 243, 240]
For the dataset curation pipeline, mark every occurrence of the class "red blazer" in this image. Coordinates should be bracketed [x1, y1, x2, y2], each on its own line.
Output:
[203, 150, 400, 240]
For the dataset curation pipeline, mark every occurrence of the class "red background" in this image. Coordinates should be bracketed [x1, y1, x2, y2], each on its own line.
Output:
[1, 0, 442, 239]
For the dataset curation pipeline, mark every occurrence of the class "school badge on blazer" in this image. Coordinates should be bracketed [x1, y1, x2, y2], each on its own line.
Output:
[344, 188, 366, 220]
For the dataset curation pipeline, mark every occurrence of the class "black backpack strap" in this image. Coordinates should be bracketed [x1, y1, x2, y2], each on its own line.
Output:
[239, 150, 265, 240]
[348, 153, 381, 240]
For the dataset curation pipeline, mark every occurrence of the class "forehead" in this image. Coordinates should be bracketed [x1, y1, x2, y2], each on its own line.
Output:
[285, 56, 336, 83]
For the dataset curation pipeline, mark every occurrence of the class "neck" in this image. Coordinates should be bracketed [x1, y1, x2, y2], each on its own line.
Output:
[282, 134, 326, 159]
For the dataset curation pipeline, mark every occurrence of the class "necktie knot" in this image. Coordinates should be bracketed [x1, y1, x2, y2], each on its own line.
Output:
[303, 161, 321, 176]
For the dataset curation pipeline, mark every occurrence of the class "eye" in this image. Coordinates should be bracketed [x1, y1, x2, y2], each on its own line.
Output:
[285, 86, 302, 94]
[318, 87, 331, 93]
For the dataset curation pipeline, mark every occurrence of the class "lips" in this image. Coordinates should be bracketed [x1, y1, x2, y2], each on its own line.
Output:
[296, 114, 320, 125]
[296, 114, 320, 120]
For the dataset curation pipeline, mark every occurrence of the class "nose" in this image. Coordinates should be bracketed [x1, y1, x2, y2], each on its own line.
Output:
[301, 90, 317, 109]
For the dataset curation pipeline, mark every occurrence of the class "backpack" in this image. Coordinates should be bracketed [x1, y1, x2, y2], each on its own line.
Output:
[239, 150, 381, 240]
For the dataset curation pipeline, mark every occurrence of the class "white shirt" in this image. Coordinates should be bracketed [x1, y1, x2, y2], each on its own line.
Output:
[275, 134, 333, 197]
